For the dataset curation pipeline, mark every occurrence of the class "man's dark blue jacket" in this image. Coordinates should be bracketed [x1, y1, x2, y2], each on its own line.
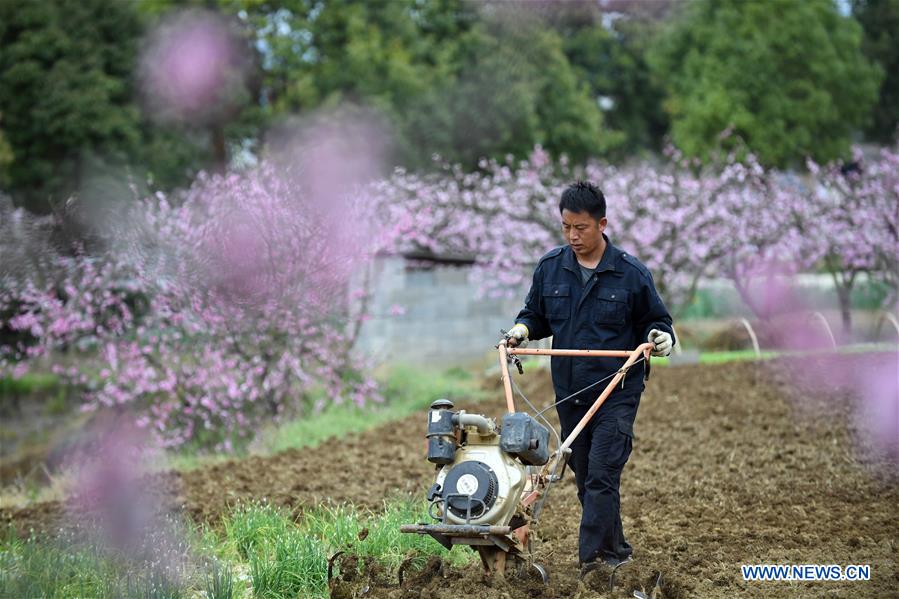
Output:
[515, 235, 675, 407]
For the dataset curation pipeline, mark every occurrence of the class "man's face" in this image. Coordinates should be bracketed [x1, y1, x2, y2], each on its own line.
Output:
[561, 209, 606, 257]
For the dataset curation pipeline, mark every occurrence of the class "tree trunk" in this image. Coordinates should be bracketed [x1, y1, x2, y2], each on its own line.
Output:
[836, 284, 852, 334]
[210, 125, 227, 173]
[831, 269, 856, 335]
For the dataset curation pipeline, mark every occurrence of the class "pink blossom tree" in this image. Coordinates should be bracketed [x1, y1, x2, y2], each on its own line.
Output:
[2, 163, 393, 450]
[802, 147, 899, 331]
[368, 144, 897, 332]
[370, 147, 732, 316]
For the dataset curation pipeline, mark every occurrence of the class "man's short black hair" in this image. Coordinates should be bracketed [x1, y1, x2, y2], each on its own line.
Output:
[559, 181, 606, 220]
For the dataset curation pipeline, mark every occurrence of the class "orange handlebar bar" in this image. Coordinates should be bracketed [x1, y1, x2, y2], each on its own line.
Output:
[497, 343, 655, 449]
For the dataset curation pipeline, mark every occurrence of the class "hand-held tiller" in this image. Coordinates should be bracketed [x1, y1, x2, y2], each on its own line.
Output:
[400, 340, 655, 581]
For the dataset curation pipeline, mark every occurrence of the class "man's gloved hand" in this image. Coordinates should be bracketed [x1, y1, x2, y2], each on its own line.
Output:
[506, 323, 529, 348]
[647, 329, 673, 357]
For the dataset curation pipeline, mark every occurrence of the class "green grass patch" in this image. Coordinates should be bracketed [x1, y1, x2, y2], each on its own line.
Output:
[652, 343, 898, 367]
[0, 372, 63, 414]
[247, 365, 485, 458]
[0, 372, 60, 396]
[166, 365, 484, 471]
[0, 527, 187, 599]
[696, 350, 778, 364]
[1, 496, 474, 599]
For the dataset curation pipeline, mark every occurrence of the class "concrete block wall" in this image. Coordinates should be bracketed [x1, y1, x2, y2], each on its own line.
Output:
[353, 257, 534, 365]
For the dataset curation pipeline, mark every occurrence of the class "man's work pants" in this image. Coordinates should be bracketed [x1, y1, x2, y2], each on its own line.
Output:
[558, 397, 637, 565]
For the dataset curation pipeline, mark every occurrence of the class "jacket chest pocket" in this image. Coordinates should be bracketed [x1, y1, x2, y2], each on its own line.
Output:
[594, 287, 629, 325]
[543, 284, 570, 320]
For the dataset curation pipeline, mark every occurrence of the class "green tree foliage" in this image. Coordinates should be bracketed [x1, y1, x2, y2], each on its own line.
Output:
[234, 0, 456, 116]
[399, 26, 540, 168]
[241, 0, 616, 168]
[650, 0, 882, 167]
[0, 0, 217, 213]
[7, 0, 894, 213]
[0, 0, 143, 211]
[557, 13, 668, 155]
[401, 19, 618, 168]
[853, 0, 899, 143]
[528, 25, 622, 165]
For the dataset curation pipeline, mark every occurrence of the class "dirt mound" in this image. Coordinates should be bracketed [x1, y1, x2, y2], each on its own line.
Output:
[3, 355, 898, 597]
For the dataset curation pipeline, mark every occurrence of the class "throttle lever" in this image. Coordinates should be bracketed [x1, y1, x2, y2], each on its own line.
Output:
[499, 329, 524, 374]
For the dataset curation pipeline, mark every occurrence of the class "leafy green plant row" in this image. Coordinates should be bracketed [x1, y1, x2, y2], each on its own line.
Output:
[1, 498, 474, 599]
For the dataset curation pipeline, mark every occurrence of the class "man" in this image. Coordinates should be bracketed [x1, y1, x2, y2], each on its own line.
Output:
[505, 181, 674, 576]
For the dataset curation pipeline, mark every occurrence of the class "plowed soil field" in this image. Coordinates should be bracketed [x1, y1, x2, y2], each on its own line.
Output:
[3, 355, 897, 598]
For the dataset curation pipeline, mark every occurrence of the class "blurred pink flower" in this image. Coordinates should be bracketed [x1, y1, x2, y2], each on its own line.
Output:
[139, 10, 250, 124]
[853, 354, 899, 463]
[66, 418, 180, 562]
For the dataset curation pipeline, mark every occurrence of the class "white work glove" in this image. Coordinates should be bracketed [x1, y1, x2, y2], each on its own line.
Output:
[648, 329, 673, 357]
[506, 323, 529, 348]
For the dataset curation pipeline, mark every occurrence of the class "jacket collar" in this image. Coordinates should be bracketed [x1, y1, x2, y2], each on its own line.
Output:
[562, 233, 619, 274]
